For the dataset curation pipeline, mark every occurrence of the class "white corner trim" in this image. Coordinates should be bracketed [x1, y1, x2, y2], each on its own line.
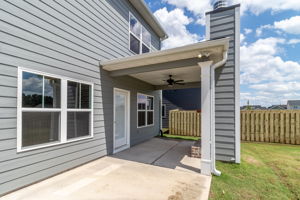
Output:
[205, 14, 210, 40]
[234, 6, 241, 164]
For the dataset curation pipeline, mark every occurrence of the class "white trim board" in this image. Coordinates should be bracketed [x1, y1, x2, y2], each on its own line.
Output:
[113, 88, 131, 154]
[234, 6, 241, 163]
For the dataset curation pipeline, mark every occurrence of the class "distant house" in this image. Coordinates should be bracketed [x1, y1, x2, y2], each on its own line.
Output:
[287, 100, 300, 110]
[268, 105, 287, 110]
[240, 105, 267, 110]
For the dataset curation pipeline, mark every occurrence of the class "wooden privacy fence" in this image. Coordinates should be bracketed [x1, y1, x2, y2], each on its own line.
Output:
[169, 110, 201, 137]
[241, 110, 300, 144]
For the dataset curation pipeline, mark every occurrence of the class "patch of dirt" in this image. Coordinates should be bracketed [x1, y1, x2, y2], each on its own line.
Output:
[168, 180, 203, 200]
[168, 192, 183, 200]
[244, 155, 263, 166]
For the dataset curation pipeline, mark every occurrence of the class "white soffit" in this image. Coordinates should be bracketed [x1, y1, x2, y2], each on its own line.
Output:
[101, 38, 230, 72]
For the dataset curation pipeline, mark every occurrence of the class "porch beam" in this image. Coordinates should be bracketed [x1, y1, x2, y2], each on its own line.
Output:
[154, 81, 201, 90]
[108, 58, 199, 77]
[198, 61, 213, 176]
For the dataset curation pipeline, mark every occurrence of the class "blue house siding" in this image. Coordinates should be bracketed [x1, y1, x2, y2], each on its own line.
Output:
[162, 88, 201, 128]
[0, 0, 161, 195]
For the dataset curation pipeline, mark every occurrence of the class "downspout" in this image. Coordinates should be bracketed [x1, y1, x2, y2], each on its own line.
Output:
[210, 50, 228, 176]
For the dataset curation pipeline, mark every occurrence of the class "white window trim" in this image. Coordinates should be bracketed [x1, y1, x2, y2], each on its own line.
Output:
[137, 93, 154, 128]
[129, 12, 151, 55]
[17, 67, 94, 152]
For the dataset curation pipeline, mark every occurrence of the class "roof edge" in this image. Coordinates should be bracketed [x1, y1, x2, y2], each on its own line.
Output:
[101, 37, 230, 67]
[129, 0, 168, 40]
[205, 4, 240, 15]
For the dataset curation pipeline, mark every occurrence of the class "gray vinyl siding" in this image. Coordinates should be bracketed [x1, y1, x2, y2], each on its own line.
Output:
[208, 6, 237, 162]
[100, 68, 161, 154]
[0, 0, 161, 196]
[162, 98, 184, 128]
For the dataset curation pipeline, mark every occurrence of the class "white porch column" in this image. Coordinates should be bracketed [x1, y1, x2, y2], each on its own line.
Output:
[198, 61, 213, 176]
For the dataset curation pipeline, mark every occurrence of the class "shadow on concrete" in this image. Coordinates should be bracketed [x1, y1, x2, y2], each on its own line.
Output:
[110, 137, 201, 173]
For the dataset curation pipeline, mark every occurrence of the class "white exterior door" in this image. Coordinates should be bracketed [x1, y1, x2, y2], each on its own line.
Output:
[114, 88, 130, 152]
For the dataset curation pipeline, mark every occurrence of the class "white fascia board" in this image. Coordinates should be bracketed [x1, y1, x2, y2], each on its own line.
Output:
[101, 38, 230, 71]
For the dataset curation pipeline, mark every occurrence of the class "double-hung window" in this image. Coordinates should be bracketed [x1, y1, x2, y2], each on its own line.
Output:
[137, 93, 154, 128]
[67, 81, 92, 139]
[129, 13, 151, 54]
[18, 68, 93, 152]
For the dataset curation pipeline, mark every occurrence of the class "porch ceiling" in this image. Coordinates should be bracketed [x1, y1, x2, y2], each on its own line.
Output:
[131, 65, 200, 86]
[100, 38, 229, 87]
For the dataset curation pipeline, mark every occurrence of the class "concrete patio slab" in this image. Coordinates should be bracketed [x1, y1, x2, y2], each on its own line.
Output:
[1, 157, 211, 200]
[1, 138, 210, 200]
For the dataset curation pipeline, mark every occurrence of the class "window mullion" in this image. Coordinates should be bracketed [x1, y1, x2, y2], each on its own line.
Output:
[79, 83, 81, 109]
[140, 26, 142, 54]
[42, 76, 45, 108]
[61, 79, 67, 143]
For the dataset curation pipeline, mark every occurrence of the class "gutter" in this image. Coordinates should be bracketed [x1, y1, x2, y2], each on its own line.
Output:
[210, 50, 228, 176]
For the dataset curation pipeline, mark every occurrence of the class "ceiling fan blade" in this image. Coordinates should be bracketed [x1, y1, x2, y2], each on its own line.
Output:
[174, 80, 184, 82]
[175, 82, 185, 85]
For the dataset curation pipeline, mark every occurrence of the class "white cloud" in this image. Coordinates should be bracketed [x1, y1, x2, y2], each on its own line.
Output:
[240, 37, 300, 106]
[163, 0, 212, 25]
[256, 16, 300, 36]
[240, 33, 246, 44]
[288, 39, 300, 45]
[274, 16, 300, 34]
[163, 0, 300, 26]
[232, 0, 300, 15]
[153, 7, 201, 49]
[255, 24, 273, 36]
[244, 28, 252, 34]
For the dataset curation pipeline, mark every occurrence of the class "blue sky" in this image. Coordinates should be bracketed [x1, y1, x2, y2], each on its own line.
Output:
[145, 0, 300, 106]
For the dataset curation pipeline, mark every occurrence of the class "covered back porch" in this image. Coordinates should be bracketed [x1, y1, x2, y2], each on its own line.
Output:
[101, 38, 230, 175]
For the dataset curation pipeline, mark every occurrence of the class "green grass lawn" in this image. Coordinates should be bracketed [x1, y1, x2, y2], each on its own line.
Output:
[162, 133, 200, 141]
[209, 142, 300, 200]
[161, 128, 200, 141]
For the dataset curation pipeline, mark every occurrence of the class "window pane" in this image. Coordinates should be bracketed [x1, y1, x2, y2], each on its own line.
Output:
[81, 84, 91, 109]
[142, 44, 150, 54]
[130, 15, 141, 37]
[137, 94, 147, 110]
[67, 112, 90, 139]
[147, 96, 154, 110]
[142, 27, 151, 46]
[22, 112, 60, 147]
[138, 111, 146, 127]
[162, 105, 166, 117]
[22, 72, 43, 108]
[147, 111, 154, 125]
[44, 77, 61, 108]
[67, 81, 80, 108]
[130, 34, 140, 54]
